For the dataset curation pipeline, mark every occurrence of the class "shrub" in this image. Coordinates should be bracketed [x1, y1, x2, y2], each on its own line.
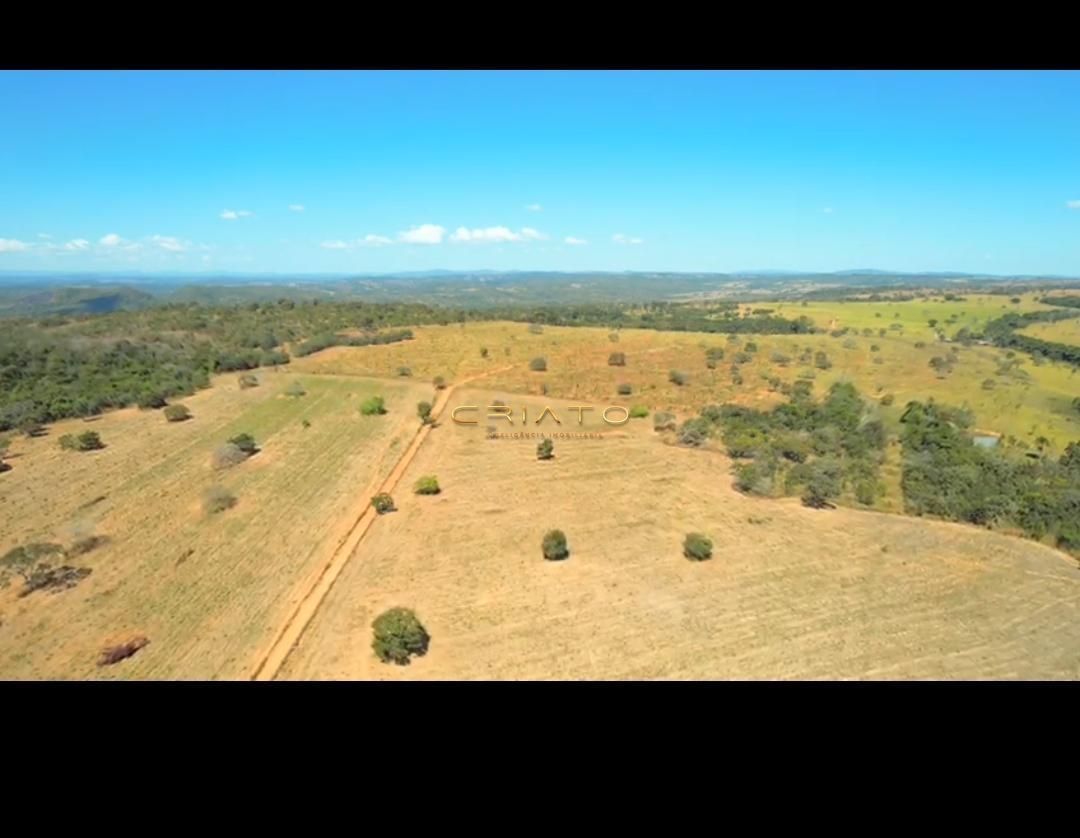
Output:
[417, 401, 433, 424]
[733, 351, 753, 364]
[479, 347, 489, 358]
[629, 405, 649, 418]
[285, 380, 307, 398]
[238, 374, 259, 390]
[981, 378, 996, 391]
[744, 341, 758, 353]
[138, 392, 168, 409]
[59, 431, 104, 452]
[203, 485, 237, 514]
[433, 376, 446, 390]
[683, 532, 713, 561]
[770, 351, 792, 365]
[211, 443, 249, 469]
[669, 370, 688, 386]
[734, 460, 775, 495]
[360, 395, 387, 415]
[880, 393, 895, 406]
[542, 529, 569, 561]
[228, 433, 258, 455]
[608, 352, 626, 366]
[529, 357, 547, 372]
[371, 493, 395, 514]
[397, 366, 412, 377]
[163, 404, 191, 422]
[301, 419, 311, 429]
[678, 417, 710, 447]
[608, 331, 620, 343]
[814, 351, 832, 370]
[855, 481, 877, 506]
[414, 475, 440, 495]
[372, 607, 430, 665]
[870, 344, 881, 353]
[537, 438, 554, 460]
[654, 412, 676, 432]
[616, 382, 632, 396]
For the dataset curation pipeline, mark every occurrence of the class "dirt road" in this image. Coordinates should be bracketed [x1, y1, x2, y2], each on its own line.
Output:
[249, 365, 514, 681]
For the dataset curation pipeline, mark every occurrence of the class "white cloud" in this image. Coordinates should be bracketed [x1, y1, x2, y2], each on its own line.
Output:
[63, 238, 90, 251]
[151, 235, 186, 252]
[612, 233, 643, 245]
[0, 238, 30, 252]
[398, 224, 446, 245]
[564, 236, 588, 245]
[359, 234, 392, 247]
[525, 203, 543, 212]
[99, 233, 123, 247]
[289, 204, 305, 212]
[1067, 200, 1080, 210]
[450, 226, 548, 243]
[220, 209, 253, 220]
[320, 240, 350, 250]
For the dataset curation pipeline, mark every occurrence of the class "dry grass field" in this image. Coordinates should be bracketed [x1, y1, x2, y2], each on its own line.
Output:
[1020, 317, 1080, 347]
[279, 387, 1080, 681]
[0, 371, 430, 679]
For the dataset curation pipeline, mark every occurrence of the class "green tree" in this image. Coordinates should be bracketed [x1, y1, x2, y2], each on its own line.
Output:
[228, 433, 258, 455]
[683, 532, 713, 561]
[433, 376, 446, 390]
[360, 395, 387, 415]
[414, 475, 441, 495]
[616, 382, 632, 396]
[542, 529, 569, 561]
[629, 405, 649, 418]
[371, 493, 395, 514]
[608, 351, 626, 366]
[285, 380, 306, 398]
[669, 370, 688, 386]
[372, 607, 430, 665]
[537, 438, 554, 460]
[397, 366, 412, 377]
[238, 374, 259, 390]
[529, 357, 547, 372]
[163, 404, 191, 422]
[417, 401, 433, 424]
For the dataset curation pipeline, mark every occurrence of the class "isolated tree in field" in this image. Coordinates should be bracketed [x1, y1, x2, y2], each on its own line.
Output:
[211, 443, 248, 469]
[0, 542, 74, 592]
[360, 395, 387, 415]
[59, 431, 104, 452]
[414, 475, 441, 495]
[537, 438, 554, 460]
[814, 351, 832, 370]
[417, 401, 433, 424]
[480, 347, 489, 358]
[629, 405, 649, 418]
[608, 351, 626, 366]
[285, 380, 307, 398]
[927, 319, 938, 328]
[542, 529, 569, 561]
[433, 376, 446, 390]
[164, 404, 191, 422]
[371, 493, 395, 514]
[202, 485, 237, 515]
[138, 392, 168, 409]
[228, 433, 258, 455]
[397, 366, 412, 377]
[669, 370, 688, 386]
[238, 374, 259, 390]
[744, 341, 758, 353]
[372, 607, 430, 665]
[683, 532, 713, 562]
[529, 357, 547, 372]
[616, 382, 632, 396]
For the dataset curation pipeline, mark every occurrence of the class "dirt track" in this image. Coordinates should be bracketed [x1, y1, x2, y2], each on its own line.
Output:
[249, 365, 514, 681]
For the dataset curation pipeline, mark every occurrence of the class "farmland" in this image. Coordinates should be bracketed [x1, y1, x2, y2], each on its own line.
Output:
[280, 387, 1080, 680]
[0, 371, 430, 679]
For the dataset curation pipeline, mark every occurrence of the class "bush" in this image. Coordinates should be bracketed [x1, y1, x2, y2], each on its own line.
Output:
[537, 438, 554, 460]
[880, 393, 895, 406]
[629, 405, 649, 418]
[397, 366, 412, 377]
[479, 347, 489, 358]
[238, 374, 259, 390]
[608, 331, 620, 343]
[654, 412, 676, 432]
[138, 392, 168, 409]
[608, 352, 626, 366]
[616, 382, 632, 396]
[414, 475, 440, 495]
[211, 443, 249, 469]
[285, 381, 307, 398]
[855, 480, 877, 506]
[433, 376, 446, 390]
[870, 344, 881, 352]
[683, 532, 713, 561]
[417, 401, 433, 424]
[744, 342, 758, 353]
[59, 431, 104, 452]
[372, 607, 430, 665]
[228, 433, 258, 455]
[669, 370, 688, 386]
[203, 485, 237, 514]
[529, 357, 547, 372]
[371, 493, 395, 514]
[814, 351, 832, 370]
[360, 395, 387, 415]
[542, 529, 569, 561]
[678, 417, 710, 447]
[164, 404, 191, 422]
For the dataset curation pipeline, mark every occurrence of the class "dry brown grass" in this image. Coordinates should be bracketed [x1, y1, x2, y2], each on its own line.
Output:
[0, 371, 430, 679]
[279, 388, 1080, 681]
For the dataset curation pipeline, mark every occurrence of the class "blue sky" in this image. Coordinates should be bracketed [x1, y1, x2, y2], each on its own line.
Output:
[1, 70, 1079, 275]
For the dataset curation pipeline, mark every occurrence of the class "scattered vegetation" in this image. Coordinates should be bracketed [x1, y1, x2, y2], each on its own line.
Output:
[629, 405, 649, 419]
[537, 438, 554, 460]
[608, 351, 626, 366]
[683, 532, 713, 561]
[616, 382, 632, 396]
[59, 431, 104, 452]
[371, 493, 395, 514]
[372, 607, 430, 665]
[529, 356, 548, 372]
[360, 395, 387, 416]
[542, 529, 569, 561]
[669, 370, 688, 386]
[414, 475, 441, 495]
[0, 542, 92, 597]
[417, 401, 433, 424]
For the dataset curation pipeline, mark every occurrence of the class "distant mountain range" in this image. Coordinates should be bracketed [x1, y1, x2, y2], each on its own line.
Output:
[1, 269, 1078, 317]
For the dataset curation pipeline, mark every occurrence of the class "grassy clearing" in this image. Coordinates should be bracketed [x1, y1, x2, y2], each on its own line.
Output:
[0, 371, 430, 679]
[1020, 317, 1080, 347]
[281, 387, 1080, 681]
